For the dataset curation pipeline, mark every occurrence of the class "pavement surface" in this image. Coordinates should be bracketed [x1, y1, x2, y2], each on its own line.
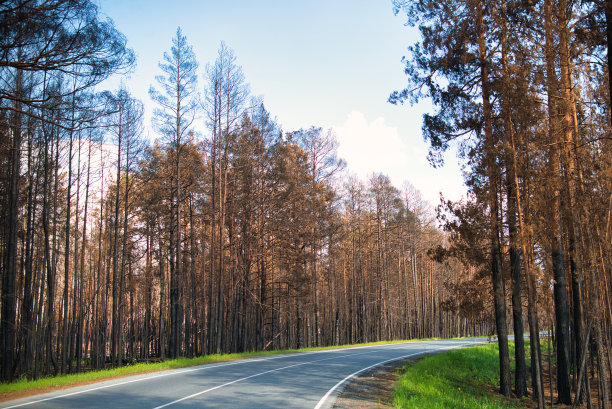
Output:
[1, 338, 485, 409]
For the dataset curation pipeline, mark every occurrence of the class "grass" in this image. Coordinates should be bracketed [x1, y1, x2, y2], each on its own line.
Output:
[0, 353, 271, 396]
[393, 342, 525, 409]
[0, 337, 441, 398]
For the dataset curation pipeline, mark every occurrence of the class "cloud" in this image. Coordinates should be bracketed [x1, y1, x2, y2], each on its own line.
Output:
[333, 110, 466, 205]
[334, 111, 406, 180]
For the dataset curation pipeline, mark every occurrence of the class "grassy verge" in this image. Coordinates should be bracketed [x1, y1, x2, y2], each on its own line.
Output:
[0, 337, 441, 398]
[393, 342, 525, 408]
[0, 353, 272, 396]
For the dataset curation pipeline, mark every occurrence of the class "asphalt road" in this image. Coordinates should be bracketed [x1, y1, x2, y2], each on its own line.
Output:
[1, 338, 486, 409]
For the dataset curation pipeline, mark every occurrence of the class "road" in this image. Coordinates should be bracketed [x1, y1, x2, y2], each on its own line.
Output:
[1, 338, 485, 409]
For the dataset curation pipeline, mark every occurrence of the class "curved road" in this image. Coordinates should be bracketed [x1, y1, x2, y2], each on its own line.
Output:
[1, 338, 485, 409]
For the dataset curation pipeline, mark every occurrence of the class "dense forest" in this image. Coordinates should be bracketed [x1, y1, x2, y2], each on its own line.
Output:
[1, 1, 611, 408]
[0, 0, 478, 385]
[390, 0, 612, 407]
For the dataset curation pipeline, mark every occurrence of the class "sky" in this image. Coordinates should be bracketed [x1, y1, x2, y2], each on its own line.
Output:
[96, 0, 466, 206]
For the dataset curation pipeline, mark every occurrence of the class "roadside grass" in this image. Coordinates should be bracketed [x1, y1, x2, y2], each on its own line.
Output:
[0, 337, 443, 398]
[393, 342, 524, 409]
[0, 353, 272, 396]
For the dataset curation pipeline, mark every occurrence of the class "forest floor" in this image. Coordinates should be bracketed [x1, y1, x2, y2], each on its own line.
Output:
[521, 335, 605, 409]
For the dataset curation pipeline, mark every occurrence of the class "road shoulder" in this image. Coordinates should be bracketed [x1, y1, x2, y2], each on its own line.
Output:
[332, 357, 418, 409]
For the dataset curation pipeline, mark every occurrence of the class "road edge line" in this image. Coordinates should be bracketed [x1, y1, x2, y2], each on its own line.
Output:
[313, 344, 462, 409]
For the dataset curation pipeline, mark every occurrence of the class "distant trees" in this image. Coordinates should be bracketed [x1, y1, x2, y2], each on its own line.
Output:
[391, 0, 612, 406]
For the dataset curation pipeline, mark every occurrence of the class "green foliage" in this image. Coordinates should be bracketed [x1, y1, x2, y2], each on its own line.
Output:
[393, 343, 522, 408]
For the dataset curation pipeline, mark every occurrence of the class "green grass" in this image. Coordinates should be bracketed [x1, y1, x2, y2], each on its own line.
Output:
[0, 337, 444, 397]
[0, 352, 299, 396]
[393, 342, 524, 409]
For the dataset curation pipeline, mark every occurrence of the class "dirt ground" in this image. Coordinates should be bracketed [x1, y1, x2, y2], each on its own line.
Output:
[332, 358, 415, 409]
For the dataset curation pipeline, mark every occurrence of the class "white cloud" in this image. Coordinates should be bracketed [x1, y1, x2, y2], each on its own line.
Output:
[334, 110, 405, 179]
[333, 110, 466, 206]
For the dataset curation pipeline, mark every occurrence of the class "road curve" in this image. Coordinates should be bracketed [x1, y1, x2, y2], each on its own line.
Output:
[1, 338, 485, 409]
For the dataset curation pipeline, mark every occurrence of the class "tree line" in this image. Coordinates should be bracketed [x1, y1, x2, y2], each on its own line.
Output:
[0, 1, 482, 383]
[391, 0, 611, 407]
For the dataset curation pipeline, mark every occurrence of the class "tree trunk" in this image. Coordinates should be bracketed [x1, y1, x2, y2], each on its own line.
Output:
[189, 195, 198, 357]
[19, 126, 35, 377]
[61, 105, 74, 374]
[475, 0, 512, 397]
[544, 0, 572, 402]
[2, 68, 23, 381]
[158, 236, 166, 360]
[111, 107, 122, 367]
[77, 132, 92, 373]
[500, 1, 526, 395]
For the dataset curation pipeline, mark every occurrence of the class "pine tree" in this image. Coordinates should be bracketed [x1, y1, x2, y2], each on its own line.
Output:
[149, 27, 199, 359]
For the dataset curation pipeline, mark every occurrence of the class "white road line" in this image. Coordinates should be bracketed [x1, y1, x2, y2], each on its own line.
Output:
[2, 342, 423, 409]
[0, 350, 336, 409]
[151, 346, 410, 409]
[152, 360, 310, 409]
[1, 340, 460, 409]
[153, 346, 390, 409]
[1, 361, 248, 409]
[313, 343, 464, 409]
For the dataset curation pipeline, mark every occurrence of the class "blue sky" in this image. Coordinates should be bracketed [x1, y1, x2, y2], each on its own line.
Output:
[97, 0, 465, 205]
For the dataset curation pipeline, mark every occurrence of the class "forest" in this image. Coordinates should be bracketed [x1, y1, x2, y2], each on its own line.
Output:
[0, 0, 475, 385]
[0, 1, 611, 408]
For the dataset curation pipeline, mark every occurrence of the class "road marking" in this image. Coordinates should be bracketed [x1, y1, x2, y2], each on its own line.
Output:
[151, 346, 405, 409]
[1, 363, 244, 409]
[1, 342, 408, 409]
[151, 342, 466, 408]
[0, 350, 340, 409]
[153, 360, 311, 409]
[1, 340, 480, 409]
[313, 343, 464, 409]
